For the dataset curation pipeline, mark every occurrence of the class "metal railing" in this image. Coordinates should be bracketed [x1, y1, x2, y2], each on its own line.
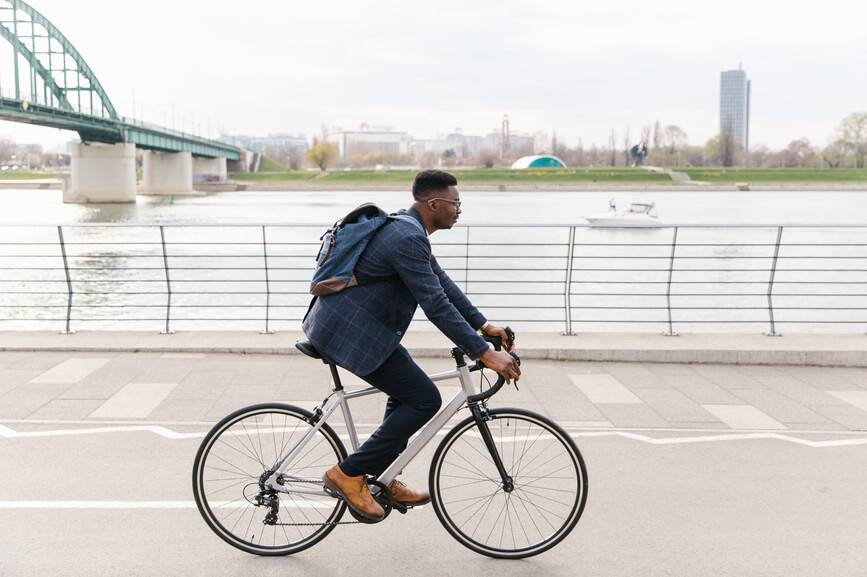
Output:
[0, 223, 865, 334]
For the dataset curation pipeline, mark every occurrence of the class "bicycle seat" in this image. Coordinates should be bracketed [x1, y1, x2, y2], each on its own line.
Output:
[295, 340, 337, 366]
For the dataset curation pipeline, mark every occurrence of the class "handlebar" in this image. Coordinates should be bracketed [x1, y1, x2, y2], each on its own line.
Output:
[467, 327, 520, 404]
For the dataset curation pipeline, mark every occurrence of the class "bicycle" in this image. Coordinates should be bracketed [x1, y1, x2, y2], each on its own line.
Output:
[192, 329, 588, 559]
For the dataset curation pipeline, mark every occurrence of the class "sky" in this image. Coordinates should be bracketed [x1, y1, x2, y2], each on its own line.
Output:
[0, 0, 865, 153]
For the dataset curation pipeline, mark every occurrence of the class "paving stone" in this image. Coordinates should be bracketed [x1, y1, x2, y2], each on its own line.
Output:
[752, 375, 847, 407]
[808, 405, 867, 430]
[592, 403, 670, 428]
[732, 389, 833, 424]
[29, 399, 104, 420]
[633, 388, 720, 423]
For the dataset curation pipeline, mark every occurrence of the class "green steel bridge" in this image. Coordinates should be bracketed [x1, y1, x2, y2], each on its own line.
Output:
[0, 0, 240, 161]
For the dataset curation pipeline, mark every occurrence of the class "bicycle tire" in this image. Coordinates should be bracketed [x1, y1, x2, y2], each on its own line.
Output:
[192, 403, 348, 555]
[429, 408, 587, 559]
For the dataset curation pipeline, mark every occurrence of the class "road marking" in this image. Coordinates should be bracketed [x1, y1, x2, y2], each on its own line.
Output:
[0, 501, 333, 510]
[89, 383, 177, 419]
[28, 358, 110, 384]
[2, 424, 864, 447]
[702, 404, 787, 430]
[160, 353, 207, 359]
[568, 374, 643, 403]
[828, 391, 867, 412]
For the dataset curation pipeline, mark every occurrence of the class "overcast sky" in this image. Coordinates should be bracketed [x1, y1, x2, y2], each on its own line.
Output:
[1, 0, 865, 152]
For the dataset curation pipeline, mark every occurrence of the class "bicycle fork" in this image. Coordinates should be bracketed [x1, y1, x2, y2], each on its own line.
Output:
[469, 403, 514, 493]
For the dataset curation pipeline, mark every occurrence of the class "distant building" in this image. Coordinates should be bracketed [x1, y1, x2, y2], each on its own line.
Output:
[327, 128, 409, 158]
[223, 134, 308, 155]
[719, 67, 750, 151]
[511, 155, 567, 169]
[482, 131, 534, 158]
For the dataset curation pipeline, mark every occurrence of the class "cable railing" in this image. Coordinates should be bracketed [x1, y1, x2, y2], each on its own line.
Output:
[0, 223, 865, 335]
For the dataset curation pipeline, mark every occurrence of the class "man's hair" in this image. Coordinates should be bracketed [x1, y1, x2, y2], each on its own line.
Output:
[412, 169, 458, 201]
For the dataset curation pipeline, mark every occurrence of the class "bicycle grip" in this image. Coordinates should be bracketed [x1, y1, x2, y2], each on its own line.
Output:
[467, 351, 521, 404]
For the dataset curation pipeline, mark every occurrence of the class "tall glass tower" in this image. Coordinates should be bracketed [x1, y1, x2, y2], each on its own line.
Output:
[719, 67, 751, 151]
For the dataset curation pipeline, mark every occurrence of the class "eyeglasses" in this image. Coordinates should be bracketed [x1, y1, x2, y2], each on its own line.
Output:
[429, 198, 461, 209]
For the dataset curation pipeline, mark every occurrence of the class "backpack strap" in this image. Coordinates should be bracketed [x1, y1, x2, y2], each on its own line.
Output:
[388, 214, 426, 234]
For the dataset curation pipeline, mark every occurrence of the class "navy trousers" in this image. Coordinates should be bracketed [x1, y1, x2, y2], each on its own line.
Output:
[339, 345, 442, 478]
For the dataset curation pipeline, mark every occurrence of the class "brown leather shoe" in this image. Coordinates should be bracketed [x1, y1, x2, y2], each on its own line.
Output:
[389, 479, 430, 506]
[323, 464, 385, 521]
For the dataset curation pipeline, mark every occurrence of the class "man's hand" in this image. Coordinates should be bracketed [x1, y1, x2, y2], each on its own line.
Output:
[479, 347, 521, 384]
[481, 323, 515, 352]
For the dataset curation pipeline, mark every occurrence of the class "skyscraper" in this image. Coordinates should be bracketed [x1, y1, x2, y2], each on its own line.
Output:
[719, 67, 751, 152]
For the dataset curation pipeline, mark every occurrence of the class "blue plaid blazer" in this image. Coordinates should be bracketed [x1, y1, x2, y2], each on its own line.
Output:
[302, 207, 489, 376]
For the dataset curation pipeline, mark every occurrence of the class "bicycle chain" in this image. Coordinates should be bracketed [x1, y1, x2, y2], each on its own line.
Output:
[264, 477, 361, 526]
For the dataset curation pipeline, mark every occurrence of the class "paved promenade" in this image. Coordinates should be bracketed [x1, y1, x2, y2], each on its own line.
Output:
[1, 331, 865, 576]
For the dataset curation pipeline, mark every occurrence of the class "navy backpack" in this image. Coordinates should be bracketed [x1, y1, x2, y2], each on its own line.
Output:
[310, 203, 424, 296]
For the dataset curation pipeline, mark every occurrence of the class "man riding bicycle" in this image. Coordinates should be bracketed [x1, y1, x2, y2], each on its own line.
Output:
[302, 169, 520, 521]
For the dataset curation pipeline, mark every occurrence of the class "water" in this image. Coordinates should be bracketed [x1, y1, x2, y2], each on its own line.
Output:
[2, 187, 867, 226]
[1, 187, 865, 334]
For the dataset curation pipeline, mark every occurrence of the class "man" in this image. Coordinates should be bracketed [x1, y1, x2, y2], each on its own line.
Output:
[302, 169, 521, 521]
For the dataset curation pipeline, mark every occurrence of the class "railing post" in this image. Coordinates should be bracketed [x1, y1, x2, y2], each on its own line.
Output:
[57, 225, 75, 334]
[159, 226, 174, 334]
[765, 226, 783, 336]
[663, 227, 679, 336]
[261, 225, 274, 334]
[562, 226, 576, 335]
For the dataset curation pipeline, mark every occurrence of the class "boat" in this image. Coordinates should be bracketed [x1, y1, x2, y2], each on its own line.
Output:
[583, 199, 661, 227]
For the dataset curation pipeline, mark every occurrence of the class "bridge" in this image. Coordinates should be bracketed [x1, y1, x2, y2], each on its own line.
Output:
[0, 0, 244, 202]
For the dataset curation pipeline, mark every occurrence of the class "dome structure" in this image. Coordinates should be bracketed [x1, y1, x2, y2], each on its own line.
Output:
[510, 155, 567, 169]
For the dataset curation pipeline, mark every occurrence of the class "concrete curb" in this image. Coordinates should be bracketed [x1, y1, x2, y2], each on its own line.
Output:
[0, 331, 864, 368]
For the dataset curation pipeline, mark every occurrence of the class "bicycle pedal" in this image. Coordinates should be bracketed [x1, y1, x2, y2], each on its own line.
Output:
[392, 502, 408, 514]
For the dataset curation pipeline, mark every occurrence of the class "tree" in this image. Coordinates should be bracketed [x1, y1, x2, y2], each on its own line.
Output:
[306, 142, 338, 171]
[608, 128, 617, 167]
[661, 125, 688, 166]
[822, 138, 850, 168]
[622, 125, 631, 167]
[652, 120, 661, 151]
[782, 138, 816, 168]
[478, 148, 497, 168]
[837, 112, 867, 168]
[441, 148, 457, 168]
[0, 138, 14, 166]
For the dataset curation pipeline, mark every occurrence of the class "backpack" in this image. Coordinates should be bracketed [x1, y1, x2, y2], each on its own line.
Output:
[310, 203, 424, 296]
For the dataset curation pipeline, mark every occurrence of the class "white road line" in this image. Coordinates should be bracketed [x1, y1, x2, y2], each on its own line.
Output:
[1, 424, 864, 447]
[568, 374, 643, 404]
[28, 358, 110, 384]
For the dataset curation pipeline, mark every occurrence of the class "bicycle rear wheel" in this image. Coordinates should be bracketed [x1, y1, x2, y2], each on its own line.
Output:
[192, 403, 347, 555]
[429, 408, 587, 559]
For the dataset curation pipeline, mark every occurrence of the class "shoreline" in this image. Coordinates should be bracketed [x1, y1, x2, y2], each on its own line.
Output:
[4, 179, 867, 192]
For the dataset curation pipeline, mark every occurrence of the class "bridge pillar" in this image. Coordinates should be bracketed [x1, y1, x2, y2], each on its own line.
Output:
[63, 142, 137, 203]
[193, 157, 228, 183]
[139, 151, 194, 195]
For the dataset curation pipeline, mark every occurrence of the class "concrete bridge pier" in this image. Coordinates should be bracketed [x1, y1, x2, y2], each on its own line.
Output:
[193, 157, 228, 184]
[139, 151, 194, 195]
[63, 142, 137, 203]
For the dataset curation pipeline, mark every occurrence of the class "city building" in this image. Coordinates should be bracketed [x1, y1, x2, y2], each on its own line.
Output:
[326, 126, 409, 158]
[719, 66, 751, 151]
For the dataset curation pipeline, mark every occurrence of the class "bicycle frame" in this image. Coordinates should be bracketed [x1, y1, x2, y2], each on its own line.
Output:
[263, 355, 478, 495]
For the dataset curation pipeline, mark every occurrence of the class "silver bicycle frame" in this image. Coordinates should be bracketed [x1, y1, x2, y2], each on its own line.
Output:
[264, 359, 479, 494]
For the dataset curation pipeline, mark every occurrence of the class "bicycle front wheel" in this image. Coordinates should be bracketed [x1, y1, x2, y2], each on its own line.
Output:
[192, 403, 348, 556]
[429, 408, 587, 559]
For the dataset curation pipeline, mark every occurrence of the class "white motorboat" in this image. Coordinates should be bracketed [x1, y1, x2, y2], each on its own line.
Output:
[583, 200, 661, 227]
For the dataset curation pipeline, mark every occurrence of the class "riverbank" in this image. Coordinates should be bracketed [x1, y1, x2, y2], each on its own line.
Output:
[4, 179, 867, 192]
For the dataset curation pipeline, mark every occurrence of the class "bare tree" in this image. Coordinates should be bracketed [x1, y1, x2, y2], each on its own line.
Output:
[837, 111, 867, 168]
[661, 125, 688, 166]
[622, 125, 632, 167]
[652, 120, 661, 151]
[0, 139, 14, 166]
[608, 128, 617, 167]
